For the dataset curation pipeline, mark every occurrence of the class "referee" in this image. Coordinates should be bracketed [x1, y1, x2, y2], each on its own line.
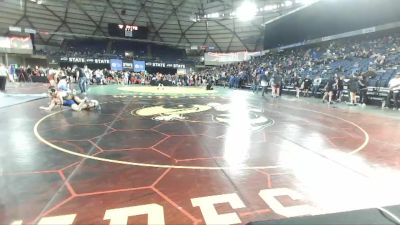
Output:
[0, 63, 8, 92]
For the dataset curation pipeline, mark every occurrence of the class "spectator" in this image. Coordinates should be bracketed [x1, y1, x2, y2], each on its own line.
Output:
[336, 75, 344, 102]
[271, 73, 282, 98]
[252, 71, 259, 94]
[322, 76, 335, 104]
[0, 63, 8, 92]
[293, 73, 301, 98]
[348, 74, 359, 106]
[75, 66, 87, 94]
[312, 75, 321, 97]
[260, 72, 268, 97]
[358, 74, 368, 106]
[383, 74, 400, 110]
[302, 75, 313, 97]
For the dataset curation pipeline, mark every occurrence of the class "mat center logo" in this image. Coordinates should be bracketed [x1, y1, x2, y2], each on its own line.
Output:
[135, 102, 274, 131]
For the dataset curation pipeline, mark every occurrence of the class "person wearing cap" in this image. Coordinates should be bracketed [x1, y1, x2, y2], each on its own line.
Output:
[383, 74, 400, 110]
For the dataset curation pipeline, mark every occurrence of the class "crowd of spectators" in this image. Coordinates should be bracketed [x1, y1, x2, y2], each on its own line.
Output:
[7, 29, 400, 110]
[197, 30, 400, 109]
[12, 64, 217, 93]
[60, 67, 215, 89]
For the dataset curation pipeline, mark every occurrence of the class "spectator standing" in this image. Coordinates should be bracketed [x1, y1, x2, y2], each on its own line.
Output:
[302, 75, 313, 97]
[322, 76, 335, 104]
[252, 73, 260, 94]
[260, 72, 268, 97]
[0, 63, 8, 92]
[83, 65, 91, 90]
[271, 73, 282, 98]
[348, 74, 359, 106]
[293, 73, 301, 98]
[358, 74, 368, 106]
[336, 76, 344, 102]
[76, 66, 87, 94]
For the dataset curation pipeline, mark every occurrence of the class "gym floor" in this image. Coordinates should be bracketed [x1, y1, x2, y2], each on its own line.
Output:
[1, 84, 400, 225]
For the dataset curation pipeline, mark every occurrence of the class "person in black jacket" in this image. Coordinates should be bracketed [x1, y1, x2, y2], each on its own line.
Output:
[75, 66, 87, 94]
[358, 74, 368, 106]
[293, 73, 301, 98]
[302, 75, 313, 97]
[206, 76, 213, 90]
[347, 74, 359, 106]
[322, 76, 335, 104]
[336, 75, 344, 102]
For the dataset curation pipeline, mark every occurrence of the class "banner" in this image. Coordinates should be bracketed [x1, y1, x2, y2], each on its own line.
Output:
[145, 61, 185, 69]
[0, 36, 32, 54]
[60, 57, 109, 64]
[204, 52, 252, 65]
[9, 36, 32, 49]
[133, 60, 145, 72]
[123, 62, 133, 69]
[58, 57, 185, 69]
[110, 59, 123, 71]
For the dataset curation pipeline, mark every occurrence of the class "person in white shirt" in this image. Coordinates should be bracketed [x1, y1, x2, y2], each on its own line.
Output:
[311, 75, 321, 97]
[124, 71, 129, 85]
[57, 74, 70, 97]
[94, 69, 105, 85]
[0, 63, 8, 92]
[83, 65, 91, 90]
[383, 74, 400, 110]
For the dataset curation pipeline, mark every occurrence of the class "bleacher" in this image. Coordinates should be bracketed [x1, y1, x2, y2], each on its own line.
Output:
[54, 39, 189, 64]
[229, 31, 400, 105]
[63, 39, 108, 57]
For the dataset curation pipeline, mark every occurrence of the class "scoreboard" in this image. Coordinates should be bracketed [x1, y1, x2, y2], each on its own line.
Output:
[108, 23, 148, 39]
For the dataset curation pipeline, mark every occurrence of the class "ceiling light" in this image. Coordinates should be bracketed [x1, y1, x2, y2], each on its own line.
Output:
[207, 13, 220, 18]
[263, 4, 278, 11]
[295, 0, 318, 5]
[235, 1, 258, 22]
[284, 0, 293, 7]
